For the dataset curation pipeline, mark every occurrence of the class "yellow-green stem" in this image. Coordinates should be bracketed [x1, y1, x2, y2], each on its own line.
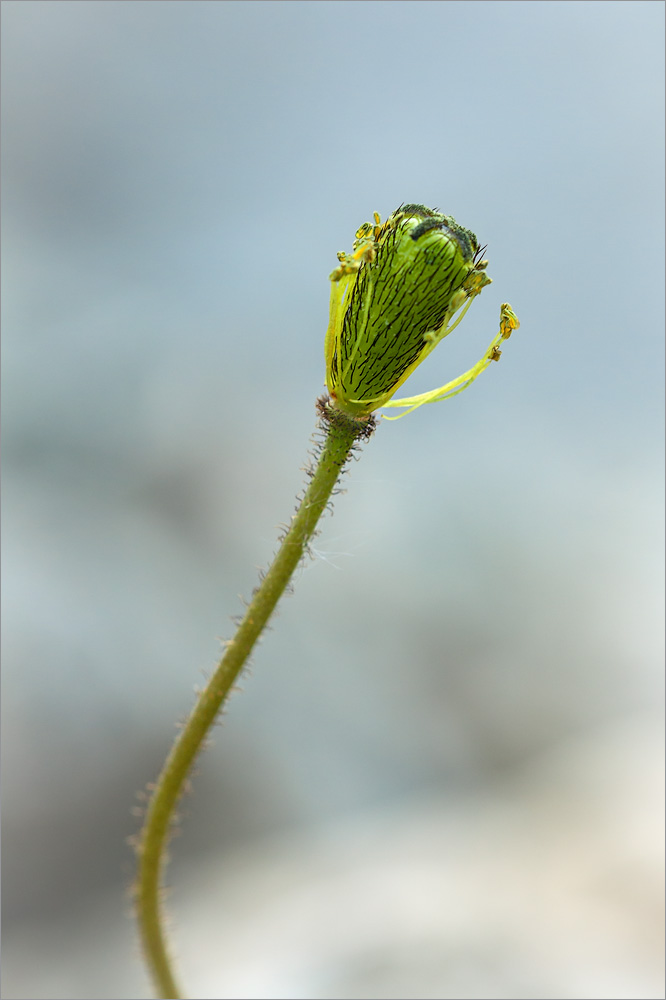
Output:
[135, 399, 374, 999]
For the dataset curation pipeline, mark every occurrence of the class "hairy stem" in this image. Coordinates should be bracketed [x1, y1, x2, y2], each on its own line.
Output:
[135, 398, 375, 1000]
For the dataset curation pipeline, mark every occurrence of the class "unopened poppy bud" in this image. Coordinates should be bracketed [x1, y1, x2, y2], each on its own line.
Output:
[324, 204, 518, 419]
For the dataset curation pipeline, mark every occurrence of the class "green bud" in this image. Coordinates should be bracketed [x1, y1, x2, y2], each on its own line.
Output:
[324, 205, 517, 419]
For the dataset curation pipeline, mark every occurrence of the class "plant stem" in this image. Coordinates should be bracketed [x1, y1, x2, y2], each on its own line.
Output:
[135, 398, 375, 1000]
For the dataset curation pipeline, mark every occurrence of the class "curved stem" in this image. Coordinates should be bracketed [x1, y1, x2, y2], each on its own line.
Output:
[135, 399, 374, 1000]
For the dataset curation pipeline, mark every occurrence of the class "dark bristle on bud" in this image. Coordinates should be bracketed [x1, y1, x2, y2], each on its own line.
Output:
[399, 203, 440, 218]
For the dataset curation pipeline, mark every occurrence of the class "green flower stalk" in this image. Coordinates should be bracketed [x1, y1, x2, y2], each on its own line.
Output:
[135, 203, 519, 1000]
[326, 204, 519, 419]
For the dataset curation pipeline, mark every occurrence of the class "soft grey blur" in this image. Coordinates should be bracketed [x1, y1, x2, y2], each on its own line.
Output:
[2, 2, 664, 998]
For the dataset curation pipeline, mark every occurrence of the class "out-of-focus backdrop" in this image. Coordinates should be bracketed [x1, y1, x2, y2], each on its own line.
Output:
[2, 2, 664, 998]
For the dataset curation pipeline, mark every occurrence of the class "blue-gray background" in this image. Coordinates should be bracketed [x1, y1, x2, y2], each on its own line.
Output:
[2, 2, 664, 998]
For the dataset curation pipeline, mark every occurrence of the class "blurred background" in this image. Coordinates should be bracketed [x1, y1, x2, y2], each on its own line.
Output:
[2, 2, 664, 998]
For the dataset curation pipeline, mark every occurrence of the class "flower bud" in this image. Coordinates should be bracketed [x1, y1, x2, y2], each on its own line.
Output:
[324, 204, 518, 419]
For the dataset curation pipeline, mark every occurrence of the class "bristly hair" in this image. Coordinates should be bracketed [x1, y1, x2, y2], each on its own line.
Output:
[316, 394, 377, 440]
[474, 243, 488, 265]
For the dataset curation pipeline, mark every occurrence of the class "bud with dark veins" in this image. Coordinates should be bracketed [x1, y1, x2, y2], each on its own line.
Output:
[325, 204, 518, 419]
